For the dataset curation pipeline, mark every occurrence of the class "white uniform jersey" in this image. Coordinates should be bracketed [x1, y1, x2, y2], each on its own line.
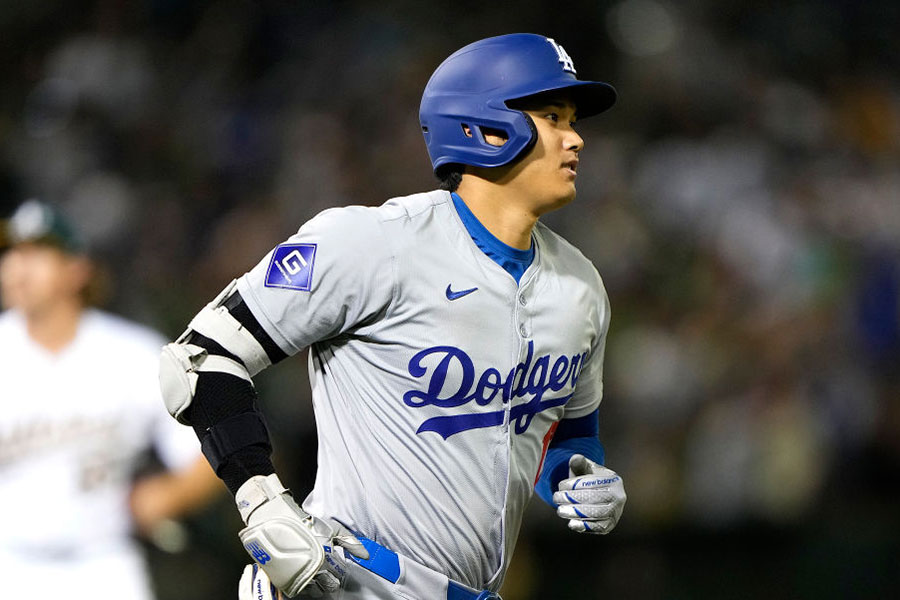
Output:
[0, 309, 200, 598]
[236, 190, 610, 590]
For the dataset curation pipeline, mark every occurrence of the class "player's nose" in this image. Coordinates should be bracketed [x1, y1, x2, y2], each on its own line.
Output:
[564, 126, 584, 153]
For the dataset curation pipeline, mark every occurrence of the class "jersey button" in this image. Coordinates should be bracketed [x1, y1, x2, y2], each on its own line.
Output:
[519, 323, 529, 337]
[518, 295, 527, 306]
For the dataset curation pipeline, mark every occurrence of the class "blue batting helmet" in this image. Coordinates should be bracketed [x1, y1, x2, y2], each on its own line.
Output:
[419, 33, 617, 174]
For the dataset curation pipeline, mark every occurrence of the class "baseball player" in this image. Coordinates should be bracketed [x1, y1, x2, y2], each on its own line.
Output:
[0, 200, 223, 599]
[159, 33, 626, 599]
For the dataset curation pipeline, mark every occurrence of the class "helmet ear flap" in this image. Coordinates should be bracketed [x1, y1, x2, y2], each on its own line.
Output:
[512, 111, 539, 164]
[434, 111, 537, 182]
[465, 111, 539, 168]
[486, 111, 538, 167]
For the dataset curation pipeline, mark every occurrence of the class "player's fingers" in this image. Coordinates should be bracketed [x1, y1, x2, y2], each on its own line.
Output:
[239, 564, 283, 600]
[300, 584, 324, 598]
[332, 527, 370, 560]
[311, 570, 340, 594]
[553, 488, 616, 506]
[567, 517, 615, 535]
[557, 470, 622, 492]
[299, 576, 329, 599]
[568, 454, 590, 477]
[239, 564, 253, 600]
[553, 490, 576, 505]
[557, 503, 616, 521]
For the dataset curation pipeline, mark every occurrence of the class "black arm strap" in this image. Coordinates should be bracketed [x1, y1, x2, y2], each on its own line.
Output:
[200, 411, 273, 475]
[185, 372, 276, 495]
[224, 291, 289, 364]
[186, 291, 288, 367]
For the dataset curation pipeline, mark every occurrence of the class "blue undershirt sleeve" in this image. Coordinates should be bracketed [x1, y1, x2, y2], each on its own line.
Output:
[534, 409, 605, 507]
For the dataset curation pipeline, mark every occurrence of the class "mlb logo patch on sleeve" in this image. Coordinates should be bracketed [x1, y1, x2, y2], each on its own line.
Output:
[265, 243, 317, 291]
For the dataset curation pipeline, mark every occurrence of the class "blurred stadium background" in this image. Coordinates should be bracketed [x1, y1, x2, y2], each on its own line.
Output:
[2, 1, 899, 598]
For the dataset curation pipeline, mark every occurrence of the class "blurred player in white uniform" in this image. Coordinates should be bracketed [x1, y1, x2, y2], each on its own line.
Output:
[0, 200, 223, 599]
[159, 34, 626, 599]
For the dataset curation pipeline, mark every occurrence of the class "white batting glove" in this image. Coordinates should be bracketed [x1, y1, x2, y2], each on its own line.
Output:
[239, 563, 282, 600]
[552, 454, 626, 534]
[236, 474, 369, 598]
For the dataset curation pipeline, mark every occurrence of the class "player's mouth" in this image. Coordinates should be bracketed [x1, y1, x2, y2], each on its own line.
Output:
[562, 159, 578, 178]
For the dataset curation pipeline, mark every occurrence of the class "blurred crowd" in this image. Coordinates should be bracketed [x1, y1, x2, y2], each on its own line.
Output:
[2, 1, 898, 598]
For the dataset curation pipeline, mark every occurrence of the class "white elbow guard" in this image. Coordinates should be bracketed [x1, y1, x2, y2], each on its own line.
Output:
[159, 279, 273, 425]
[183, 279, 272, 377]
[159, 342, 252, 424]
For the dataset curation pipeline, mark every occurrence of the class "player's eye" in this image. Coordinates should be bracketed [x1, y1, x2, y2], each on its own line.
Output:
[546, 112, 559, 123]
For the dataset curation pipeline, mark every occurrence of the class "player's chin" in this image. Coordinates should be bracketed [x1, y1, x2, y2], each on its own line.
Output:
[535, 183, 577, 215]
[555, 185, 578, 209]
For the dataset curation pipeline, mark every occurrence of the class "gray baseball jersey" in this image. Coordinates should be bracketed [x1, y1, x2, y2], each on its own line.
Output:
[235, 189, 610, 590]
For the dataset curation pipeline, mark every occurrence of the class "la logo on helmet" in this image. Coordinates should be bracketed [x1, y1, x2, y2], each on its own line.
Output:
[546, 37, 576, 74]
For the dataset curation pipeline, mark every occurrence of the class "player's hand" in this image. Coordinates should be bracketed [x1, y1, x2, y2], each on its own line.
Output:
[294, 520, 367, 598]
[239, 563, 283, 600]
[552, 454, 626, 534]
[236, 474, 369, 597]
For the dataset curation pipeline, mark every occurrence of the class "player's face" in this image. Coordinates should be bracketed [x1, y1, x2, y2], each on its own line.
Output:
[0, 243, 90, 316]
[497, 98, 584, 214]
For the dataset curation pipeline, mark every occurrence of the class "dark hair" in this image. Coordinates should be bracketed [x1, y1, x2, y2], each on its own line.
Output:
[437, 164, 464, 192]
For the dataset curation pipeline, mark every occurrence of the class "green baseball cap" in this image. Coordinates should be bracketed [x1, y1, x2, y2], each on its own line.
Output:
[2, 199, 86, 254]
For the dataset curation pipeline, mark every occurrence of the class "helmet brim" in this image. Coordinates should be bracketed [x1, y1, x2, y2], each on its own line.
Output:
[506, 80, 617, 120]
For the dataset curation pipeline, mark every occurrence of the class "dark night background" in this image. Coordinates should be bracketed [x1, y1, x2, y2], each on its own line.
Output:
[1, 1, 899, 598]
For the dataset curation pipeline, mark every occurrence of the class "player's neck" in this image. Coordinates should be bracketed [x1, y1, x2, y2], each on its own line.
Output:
[23, 300, 84, 353]
[454, 180, 538, 250]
